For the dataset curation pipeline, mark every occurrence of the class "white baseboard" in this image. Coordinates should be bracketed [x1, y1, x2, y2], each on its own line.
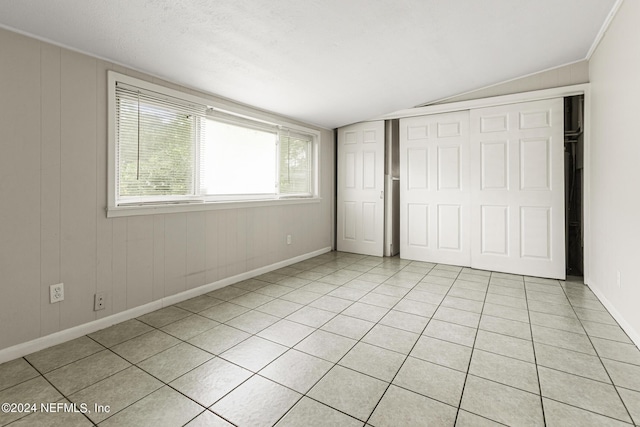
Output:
[586, 280, 640, 349]
[0, 247, 331, 364]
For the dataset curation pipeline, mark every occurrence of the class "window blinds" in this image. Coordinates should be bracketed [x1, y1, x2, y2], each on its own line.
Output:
[115, 83, 207, 201]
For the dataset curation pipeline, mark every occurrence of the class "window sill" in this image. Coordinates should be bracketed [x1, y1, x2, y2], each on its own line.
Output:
[106, 197, 322, 218]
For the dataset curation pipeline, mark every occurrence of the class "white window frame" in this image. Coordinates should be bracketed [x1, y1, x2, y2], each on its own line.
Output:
[107, 71, 321, 217]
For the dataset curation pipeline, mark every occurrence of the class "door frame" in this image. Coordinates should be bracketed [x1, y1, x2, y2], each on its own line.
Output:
[368, 83, 591, 283]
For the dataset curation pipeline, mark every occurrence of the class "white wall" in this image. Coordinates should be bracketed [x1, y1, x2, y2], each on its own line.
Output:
[588, 0, 640, 343]
[0, 28, 334, 352]
[433, 61, 589, 105]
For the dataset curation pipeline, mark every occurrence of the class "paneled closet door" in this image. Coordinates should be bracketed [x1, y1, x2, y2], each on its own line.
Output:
[337, 121, 385, 256]
[399, 111, 471, 265]
[470, 98, 565, 279]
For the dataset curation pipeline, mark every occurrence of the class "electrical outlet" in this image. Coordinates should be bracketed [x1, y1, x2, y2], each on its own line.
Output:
[617, 271, 621, 288]
[50, 283, 64, 303]
[286, 234, 292, 245]
[94, 292, 106, 311]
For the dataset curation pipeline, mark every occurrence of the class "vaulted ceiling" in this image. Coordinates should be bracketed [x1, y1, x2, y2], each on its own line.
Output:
[0, 0, 617, 128]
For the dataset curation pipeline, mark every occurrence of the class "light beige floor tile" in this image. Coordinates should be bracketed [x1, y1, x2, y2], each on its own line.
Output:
[100, 386, 203, 427]
[469, 350, 539, 393]
[44, 350, 130, 395]
[582, 320, 633, 343]
[423, 319, 477, 347]
[309, 295, 354, 313]
[24, 336, 104, 373]
[529, 311, 585, 334]
[538, 366, 631, 423]
[185, 410, 234, 427]
[225, 310, 279, 334]
[279, 289, 322, 305]
[260, 349, 332, 394]
[175, 295, 223, 313]
[410, 336, 472, 372]
[285, 306, 336, 327]
[294, 330, 356, 363]
[617, 387, 640, 425]
[602, 358, 640, 391]
[441, 295, 484, 313]
[220, 336, 287, 372]
[393, 357, 465, 406]
[379, 310, 429, 334]
[137, 342, 213, 382]
[7, 400, 93, 426]
[531, 324, 596, 355]
[339, 342, 405, 382]
[340, 302, 389, 322]
[393, 299, 438, 317]
[474, 330, 535, 363]
[460, 375, 544, 426]
[574, 307, 618, 325]
[369, 385, 457, 427]
[327, 286, 368, 301]
[534, 342, 610, 383]
[137, 306, 191, 328]
[89, 319, 153, 348]
[198, 302, 250, 322]
[170, 357, 252, 407]
[447, 286, 486, 302]
[358, 292, 401, 309]
[211, 375, 301, 427]
[160, 314, 219, 340]
[362, 324, 419, 354]
[320, 314, 375, 340]
[434, 306, 481, 328]
[255, 299, 303, 318]
[68, 366, 162, 423]
[228, 291, 274, 309]
[543, 398, 631, 427]
[111, 330, 180, 364]
[479, 314, 531, 340]
[482, 302, 529, 323]
[405, 289, 445, 305]
[207, 286, 249, 300]
[255, 284, 295, 298]
[276, 397, 361, 427]
[308, 365, 387, 422]
[187, 324, 250, 355]
[591, 337, 640, 366]
[0, 377, 63, 425]
[455, 410, 504, 426]
[372, 284, 410, 298]
[257, 319, 315, 347]
[0, 358, 40, 391]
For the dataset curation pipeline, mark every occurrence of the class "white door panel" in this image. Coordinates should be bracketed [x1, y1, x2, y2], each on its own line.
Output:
[337, 122, 385, 256]
[470, 98, 565, 279]
[400, 111, 470, 265]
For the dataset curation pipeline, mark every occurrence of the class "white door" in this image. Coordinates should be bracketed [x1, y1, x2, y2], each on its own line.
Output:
[470, 98, 565, 279]
[337, 121, 385, 256]
[399, 111, 470, 265]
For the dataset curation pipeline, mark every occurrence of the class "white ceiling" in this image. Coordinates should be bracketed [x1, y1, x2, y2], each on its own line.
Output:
[0, 0, 617, 129]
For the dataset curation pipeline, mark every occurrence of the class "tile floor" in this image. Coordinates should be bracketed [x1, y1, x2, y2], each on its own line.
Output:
[1, 251, 640, 426]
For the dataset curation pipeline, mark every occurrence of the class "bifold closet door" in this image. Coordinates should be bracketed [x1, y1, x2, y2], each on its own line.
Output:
[470, 98, 565, 279]
[337, 121, 385, 256]
[399, 111, 470, 265]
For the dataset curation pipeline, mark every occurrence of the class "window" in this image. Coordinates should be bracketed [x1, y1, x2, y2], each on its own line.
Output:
[108, 72, 319, 215]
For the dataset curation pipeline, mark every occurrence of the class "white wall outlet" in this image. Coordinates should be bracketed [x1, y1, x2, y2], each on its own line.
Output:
[617, 271, 621, 288]
[94, 292, 106, 311]
[50, 283, 64, 303]
[286, 234, 292, 245]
